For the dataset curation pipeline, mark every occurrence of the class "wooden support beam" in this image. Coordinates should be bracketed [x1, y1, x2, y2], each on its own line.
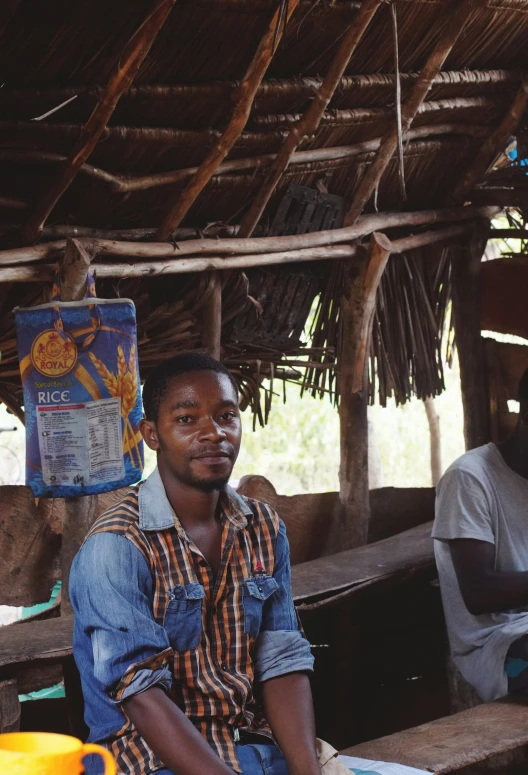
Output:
[238, 0, 381, 238]
[0, 205, 497, 267]
[202, 273, 223, 359]
[20, 0, 178, 246]
[451, 219, 492, 449]
[344, 0, 479, 225]
[59, 240, 98, 617]
[338, 232, 392, 549]
[155, 0, 300, 240]
[0, 124, 489, 194]
[0, 680, 21, 733]
[449, 79, 528, 205]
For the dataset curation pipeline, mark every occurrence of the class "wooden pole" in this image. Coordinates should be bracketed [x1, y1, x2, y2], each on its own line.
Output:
[451, 219, 491, 450]
[238, 0, 381, 238]
[20, 0, 178, 246]
[424, 396, 442, 486]
[59, 240, 98, 617]
[449, 79, 528, 205]
[344, 0, 479, 225]
[155, 0, 300, 240]
[0, 205, 498, 267]
[338, 232, 392, 549]
[0, 223, 485, 282]
[202, 273, 222, 359]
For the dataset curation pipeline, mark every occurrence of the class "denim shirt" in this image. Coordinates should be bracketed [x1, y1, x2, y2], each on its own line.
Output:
[70, 468, 313, 775]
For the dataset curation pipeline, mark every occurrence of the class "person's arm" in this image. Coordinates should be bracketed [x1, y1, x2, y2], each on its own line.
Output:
[70, 534, 231, 775]
[449, 538, 528, 615]
[254, 519, 319, 775]
[123, 688, 234, 775]
[261, 673, 320, 775]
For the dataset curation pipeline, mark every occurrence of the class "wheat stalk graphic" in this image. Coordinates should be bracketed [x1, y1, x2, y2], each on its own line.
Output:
[89, 345, 142, 471]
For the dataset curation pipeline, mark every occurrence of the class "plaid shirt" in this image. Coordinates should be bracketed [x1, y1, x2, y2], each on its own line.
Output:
[70, 467, 313, 775]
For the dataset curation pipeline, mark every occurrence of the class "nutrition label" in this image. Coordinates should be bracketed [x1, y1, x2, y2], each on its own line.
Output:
[37, 398, 124, 487]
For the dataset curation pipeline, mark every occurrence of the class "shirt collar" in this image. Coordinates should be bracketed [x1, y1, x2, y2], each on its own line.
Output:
[138, 466, 252, 533]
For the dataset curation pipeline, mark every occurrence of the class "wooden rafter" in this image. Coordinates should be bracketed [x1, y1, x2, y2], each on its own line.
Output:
[0, 222, 481, 283]
[0, 124, 489, 195]
[238, 0, 381, 238]
[155, 0, 300, 240]
[0, 204, 498, 267]
[449, 79, 528, 205]
[344, 0, 479, 225]
[19, 0, 178, 246]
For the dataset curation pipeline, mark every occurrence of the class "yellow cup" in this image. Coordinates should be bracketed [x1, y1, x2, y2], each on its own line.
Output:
[0, 731, 116, 774]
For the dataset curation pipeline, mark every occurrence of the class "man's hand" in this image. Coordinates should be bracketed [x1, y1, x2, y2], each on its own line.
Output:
[450, 538, 528, 615]
[261, 672, 320, 775]
[123, 687, 234, 775]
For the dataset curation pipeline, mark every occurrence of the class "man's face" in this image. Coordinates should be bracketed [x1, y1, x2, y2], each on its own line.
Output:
[140, 371, 241, 491]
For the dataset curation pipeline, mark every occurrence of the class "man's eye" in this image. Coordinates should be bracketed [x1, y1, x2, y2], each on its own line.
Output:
[219, 412, 236, 421]
[177, 415, 192, 423]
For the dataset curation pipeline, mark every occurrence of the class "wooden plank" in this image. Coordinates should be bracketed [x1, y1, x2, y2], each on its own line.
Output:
[341, 696, 528, 774]
[291, 521, 434, 604]
[481, 257, 528, 340]
[0, 618, 74, 670]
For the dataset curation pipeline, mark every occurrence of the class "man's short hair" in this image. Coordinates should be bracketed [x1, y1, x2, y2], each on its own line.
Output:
[143, 353, 239, 422]
[519, 367, 528, 410]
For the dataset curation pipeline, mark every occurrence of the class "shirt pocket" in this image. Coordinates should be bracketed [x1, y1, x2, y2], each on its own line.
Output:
[242, 576, 279, 639]
[164, 583, 205, 652]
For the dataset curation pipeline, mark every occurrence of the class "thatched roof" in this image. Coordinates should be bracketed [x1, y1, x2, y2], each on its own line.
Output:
[0, 0, 526, 419]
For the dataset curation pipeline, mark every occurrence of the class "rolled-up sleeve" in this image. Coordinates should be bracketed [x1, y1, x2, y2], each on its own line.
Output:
[70, 532, 173, 703]
[254, 520, 314, 682]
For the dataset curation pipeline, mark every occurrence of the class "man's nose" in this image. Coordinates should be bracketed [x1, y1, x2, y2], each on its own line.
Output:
[198, 418, 226, 442]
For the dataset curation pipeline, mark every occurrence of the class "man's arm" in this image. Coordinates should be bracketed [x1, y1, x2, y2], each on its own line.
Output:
[123, 688, 233, 775]
[261, 673, 320, 775]
[255, 519, 319, 775]
[450, 538, 528, 615]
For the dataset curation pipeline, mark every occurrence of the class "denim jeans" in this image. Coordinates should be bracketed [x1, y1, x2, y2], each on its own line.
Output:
[152, 742, 289, 774]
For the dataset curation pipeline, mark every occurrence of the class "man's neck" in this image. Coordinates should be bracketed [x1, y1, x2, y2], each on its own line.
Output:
[498, 430, 528, 480]
[157, 460, 221, 528]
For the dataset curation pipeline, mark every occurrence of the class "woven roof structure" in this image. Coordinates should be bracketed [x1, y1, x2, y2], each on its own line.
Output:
[0, 0, 526, 421]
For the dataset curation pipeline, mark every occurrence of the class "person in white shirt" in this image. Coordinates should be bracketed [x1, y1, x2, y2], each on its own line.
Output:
[433, 367, 528, 701]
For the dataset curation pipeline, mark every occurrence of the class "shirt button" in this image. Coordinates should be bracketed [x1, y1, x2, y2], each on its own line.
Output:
[221, 663, 229, 671]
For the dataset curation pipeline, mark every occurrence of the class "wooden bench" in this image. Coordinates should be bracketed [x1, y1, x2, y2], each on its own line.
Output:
[341, 696, 528, 774]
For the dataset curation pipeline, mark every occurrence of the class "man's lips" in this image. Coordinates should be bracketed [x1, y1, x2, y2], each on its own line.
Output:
[193, 451, 231, 464]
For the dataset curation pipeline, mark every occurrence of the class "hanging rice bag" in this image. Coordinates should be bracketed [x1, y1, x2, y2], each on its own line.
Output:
[15, 271, 144, 498]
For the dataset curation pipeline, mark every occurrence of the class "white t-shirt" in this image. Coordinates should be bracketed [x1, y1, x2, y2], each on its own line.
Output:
[433, 442, 528, 701]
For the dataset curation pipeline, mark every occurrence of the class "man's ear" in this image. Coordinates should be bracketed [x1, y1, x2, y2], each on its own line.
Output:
[140, 418, 160, 451]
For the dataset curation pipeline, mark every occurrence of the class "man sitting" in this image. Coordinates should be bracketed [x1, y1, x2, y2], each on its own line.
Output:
[70, 353, 319, 775]
[433, 367, 528, 701]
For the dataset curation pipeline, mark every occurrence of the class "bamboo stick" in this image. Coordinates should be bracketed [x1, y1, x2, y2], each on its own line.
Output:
[19, 0, 178, 245]
[0, 196, 27, 210]
[238, 0, 382, 238]
[202, 273, 223, 359]
[0, 124, 489, 194]
[155, 0, 300, 240]
[449, 79, 528, 204]
[345, 0, 480, 225]
[0, 205, 499, 266]
[0, 223, 476, 282]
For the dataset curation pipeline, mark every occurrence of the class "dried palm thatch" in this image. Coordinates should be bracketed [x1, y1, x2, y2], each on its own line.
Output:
[0, 0, 527, 420]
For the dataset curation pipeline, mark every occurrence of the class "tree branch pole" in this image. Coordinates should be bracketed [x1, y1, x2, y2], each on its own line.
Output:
[20, 0, 178, 246]
[59, 240, 99, 617]
[0, 223, 480, 282]
[238, 0, 381, 237]
[0, 206, 498, 267]
[155, 0, 300, 240]
[344, 0, 479, 225]
[424, 396, 442, 486]
[0, 124, 489, 195]
[338, 233, 392, 549]
[451, 219, 492, 449]
[449, 78, 528, 205]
